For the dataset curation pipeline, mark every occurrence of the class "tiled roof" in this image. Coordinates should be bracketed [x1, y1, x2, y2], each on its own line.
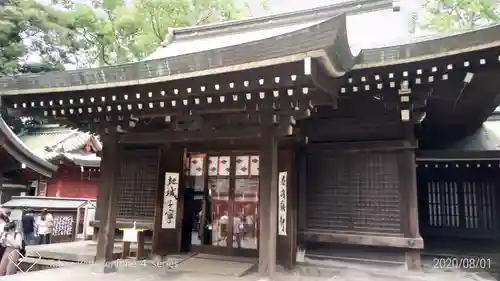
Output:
[18, 125, 74, 158]
[3, 196, 96, 209]
[18, 124, 101, 167]
[0, 119, 57, 177]
[50, 153, 101, 167]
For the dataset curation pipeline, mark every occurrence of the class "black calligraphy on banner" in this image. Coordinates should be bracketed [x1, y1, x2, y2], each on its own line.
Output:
[279, 215, 286, 233]
[278, 171, 287, 236]
[165, 209, 175, 224]
[280, 188, 286, 200]
[163, 173, 179, 229]
[279, 200, 286, 212]
[165, 185, 178, 200]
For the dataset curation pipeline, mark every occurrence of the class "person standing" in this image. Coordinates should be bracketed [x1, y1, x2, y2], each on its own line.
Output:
[0, 209, 11, 259]
[21, 209, 36, 245]
[0, 222, 23, 276]
[0, 211, 9, 234]
[36, 209, 53, 244]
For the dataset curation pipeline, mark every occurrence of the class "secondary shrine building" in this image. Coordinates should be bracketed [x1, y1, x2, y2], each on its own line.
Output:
[1, 3, 500, 277]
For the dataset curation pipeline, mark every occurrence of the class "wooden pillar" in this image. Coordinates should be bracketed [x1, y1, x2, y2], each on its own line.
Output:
[0, 176, 4, 204]
[276, 146, 297, 269]
[94, 151, 104, 239]
[258, 128, 278, 279]
[399, 148, 423, 270]
[94, 131, 120, 273]
[152, 145, 185, 257]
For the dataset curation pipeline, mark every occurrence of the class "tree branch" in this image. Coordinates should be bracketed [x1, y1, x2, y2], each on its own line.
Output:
[196, 8, 214, 25]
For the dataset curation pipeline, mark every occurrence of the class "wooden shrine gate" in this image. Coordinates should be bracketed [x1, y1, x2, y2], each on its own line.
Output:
[417, 161, 500, 252]
[3, 4, 500, 275]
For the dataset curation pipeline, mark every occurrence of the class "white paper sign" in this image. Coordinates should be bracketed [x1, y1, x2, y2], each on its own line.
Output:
[278, 171, 287, 236]
[189, 157, 204, 176]
[123, 229, 138, 242]
[162, 172, 179, 229]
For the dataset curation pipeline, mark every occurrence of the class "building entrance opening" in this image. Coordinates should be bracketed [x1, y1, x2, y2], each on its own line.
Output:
[182, 152, 260, 256]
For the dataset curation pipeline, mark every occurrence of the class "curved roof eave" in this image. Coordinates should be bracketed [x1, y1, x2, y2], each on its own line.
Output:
[1, 17, 498, 94]
[0, 117, 58, 177]
[354, 23, 500, 69]
[47, 153, 101, 168]
[0, 14, 353, 95]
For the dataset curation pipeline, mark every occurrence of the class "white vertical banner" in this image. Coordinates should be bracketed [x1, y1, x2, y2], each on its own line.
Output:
[162, 172, 179, 229]
[278, 171, 287, 236]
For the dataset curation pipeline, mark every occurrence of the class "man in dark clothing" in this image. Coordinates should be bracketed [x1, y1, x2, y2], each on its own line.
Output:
[21, 209, 35, 245]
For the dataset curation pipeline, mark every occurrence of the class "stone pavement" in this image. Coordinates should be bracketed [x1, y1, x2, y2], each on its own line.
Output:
[1, 259, 496, 281]
[25, 240, 139, 262]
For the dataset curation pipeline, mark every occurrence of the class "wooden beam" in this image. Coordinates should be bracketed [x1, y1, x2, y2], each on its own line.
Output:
[118, 122, 293, 145]
[416, 150, 500, 160]
[307, 140, 417, 153]
[91, 219, 153, 230]
[7, 61, 306, 109]
[258, 125, 279, 278]
[94, 131, 120, 273]
[299, 231, 424, 249]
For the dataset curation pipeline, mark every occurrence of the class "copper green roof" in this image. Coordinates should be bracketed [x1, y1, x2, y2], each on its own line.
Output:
[0, 119, 57, 177]
[18, 124, 101, 167]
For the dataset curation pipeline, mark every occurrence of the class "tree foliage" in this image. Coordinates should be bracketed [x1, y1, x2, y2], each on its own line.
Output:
[1, 0, 258, 131]
[56, 0, 254, 67]
[0, 0, 78, 75]
[422, 0, 500, 32]
[1, 0, 257, 74]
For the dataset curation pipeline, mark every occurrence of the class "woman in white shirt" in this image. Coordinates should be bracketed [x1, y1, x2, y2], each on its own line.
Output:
[0, 222, 23, 275]
[36, 209, 53, 244]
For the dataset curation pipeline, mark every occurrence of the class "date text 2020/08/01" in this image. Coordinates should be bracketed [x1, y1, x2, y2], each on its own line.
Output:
[433, 257, 491, 269]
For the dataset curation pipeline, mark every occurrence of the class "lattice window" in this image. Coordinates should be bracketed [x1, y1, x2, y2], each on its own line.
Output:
[306, 152, 402, 235]
[427, 181, 460, 228]
[117, 148, 159, 220]
[426, 181, 496, 230]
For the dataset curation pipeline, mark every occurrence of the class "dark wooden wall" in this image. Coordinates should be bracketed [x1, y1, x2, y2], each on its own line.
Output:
[95, 146, 160, 229]
[417, 161, 500, 249]
[305, 150, 401, 235]
[297, 140, 422, 267]
[116, 147, 159, 222]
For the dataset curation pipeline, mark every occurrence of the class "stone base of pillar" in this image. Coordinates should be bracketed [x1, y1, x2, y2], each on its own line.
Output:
[152, 254, 166, 263]
[405, 249, 422, 271]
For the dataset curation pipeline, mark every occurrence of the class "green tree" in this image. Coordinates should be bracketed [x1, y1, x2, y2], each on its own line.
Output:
[0, 0, 81, 75]
[0, 0, 82, 131]
[422, 0, 500, 31]
[1, 0, 253, 130]
[63, 0, 251, 67]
